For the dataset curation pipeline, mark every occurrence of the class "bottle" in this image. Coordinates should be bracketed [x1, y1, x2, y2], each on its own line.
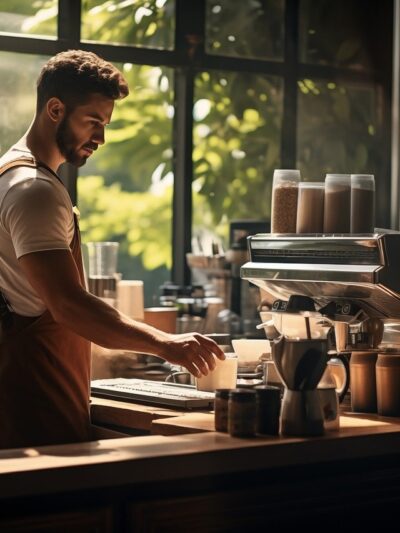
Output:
[376, 353, 400, 416]
[271, 169, 301, 233]
[349, 352, 377, 413]
[214, 389, 231, 432]
[228, 389, 256, 437]
[323, 174, 351, 233]
[350, 174, 375, 233]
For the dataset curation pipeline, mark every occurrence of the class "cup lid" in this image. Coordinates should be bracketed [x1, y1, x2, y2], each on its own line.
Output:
[298, 181, 324, 188]
[273, 169, 301, 182]
[325, 173, 351, 184]
[351, 174, 375, 190]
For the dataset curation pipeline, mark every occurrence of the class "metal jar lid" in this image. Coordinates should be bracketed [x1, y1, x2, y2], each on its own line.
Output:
[228, 389, 256, 402]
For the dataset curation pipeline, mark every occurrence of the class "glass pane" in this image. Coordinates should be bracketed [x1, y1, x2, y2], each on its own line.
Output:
[0, 1, 57, 38]
[299, 0, 375, 70]
[193, 71, 283, 249]
[81, 0, 175, 50]
[0, 52, 49, 154]
[297, 79, 383, 180]
[206, 0, 284, 60]
[78, 64, 174, 306]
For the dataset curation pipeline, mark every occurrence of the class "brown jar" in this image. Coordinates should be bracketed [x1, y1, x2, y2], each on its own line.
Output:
[349, 352, 377, 413]
[228, 389, 256, 438]
[376, 353, 400, 416]
[271, 169, 300, 233]
[214, 389, 230, 432]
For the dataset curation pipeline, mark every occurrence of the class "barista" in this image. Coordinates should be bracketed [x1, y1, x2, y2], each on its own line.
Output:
[0, 50, 224, 449]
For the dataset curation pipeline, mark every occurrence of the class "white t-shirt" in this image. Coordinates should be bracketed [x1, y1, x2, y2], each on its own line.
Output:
[0, 144, 75, 316]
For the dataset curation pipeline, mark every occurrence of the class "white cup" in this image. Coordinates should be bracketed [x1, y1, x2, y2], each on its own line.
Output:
[195, 353, 238, 392]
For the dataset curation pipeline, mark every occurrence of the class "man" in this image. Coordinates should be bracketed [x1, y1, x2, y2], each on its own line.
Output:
[0, 50, 224, 449]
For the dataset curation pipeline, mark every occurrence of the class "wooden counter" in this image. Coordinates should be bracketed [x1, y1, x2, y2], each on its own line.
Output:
[1, 398, 400, 530]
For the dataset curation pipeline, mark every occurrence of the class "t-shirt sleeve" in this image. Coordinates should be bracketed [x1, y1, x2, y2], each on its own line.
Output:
[1, 178, 72, 259]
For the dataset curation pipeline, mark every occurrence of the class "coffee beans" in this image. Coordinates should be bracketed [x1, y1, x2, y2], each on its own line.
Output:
[271, 184, 299, 233]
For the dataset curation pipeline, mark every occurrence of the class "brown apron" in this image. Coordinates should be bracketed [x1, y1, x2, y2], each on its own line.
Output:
[0, 157, 91, 449]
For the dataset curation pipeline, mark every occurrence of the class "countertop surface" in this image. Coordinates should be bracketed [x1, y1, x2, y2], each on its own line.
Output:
[1, 398, 400, 501]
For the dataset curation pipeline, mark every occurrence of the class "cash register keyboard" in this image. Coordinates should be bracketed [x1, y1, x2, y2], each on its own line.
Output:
[91, 378, 215, 410]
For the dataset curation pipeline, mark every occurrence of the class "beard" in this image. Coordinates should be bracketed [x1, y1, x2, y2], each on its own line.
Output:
[56, 114, 94, 167]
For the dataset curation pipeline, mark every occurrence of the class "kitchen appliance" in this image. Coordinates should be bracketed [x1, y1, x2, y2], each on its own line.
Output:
[241, 231, 400, 434]
[272, 336, 327, 436]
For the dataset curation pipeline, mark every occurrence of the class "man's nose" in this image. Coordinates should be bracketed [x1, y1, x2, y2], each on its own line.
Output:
[93, 126, 105, 145]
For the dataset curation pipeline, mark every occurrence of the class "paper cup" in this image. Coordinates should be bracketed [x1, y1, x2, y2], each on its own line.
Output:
[196, 353, 238, 392]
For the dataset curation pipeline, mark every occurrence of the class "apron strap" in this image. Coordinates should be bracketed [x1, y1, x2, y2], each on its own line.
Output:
[0, 156, 38, 178]
[0, 157, 41, 317]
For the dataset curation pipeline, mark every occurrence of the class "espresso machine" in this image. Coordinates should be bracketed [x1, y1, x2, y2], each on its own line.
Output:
[241, 231, 400, 436]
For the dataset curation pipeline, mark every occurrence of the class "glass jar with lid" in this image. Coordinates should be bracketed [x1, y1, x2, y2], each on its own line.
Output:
[271, 169, 301, 233]
[350, 174, 375, 233]
[296, 182, 325, 233]
[323, 174, 351, 233]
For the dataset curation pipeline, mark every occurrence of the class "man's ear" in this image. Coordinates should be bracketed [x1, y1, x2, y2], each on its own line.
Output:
[46, 97, 66, 123]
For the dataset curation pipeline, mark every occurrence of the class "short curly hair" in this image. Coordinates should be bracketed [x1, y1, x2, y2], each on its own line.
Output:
[36, 49, 129, 111]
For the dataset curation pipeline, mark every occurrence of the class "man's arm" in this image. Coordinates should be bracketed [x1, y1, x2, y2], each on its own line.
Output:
[18, 249, 224, 376]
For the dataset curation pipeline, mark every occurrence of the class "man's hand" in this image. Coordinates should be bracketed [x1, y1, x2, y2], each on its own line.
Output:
[159, 333, 225, 378]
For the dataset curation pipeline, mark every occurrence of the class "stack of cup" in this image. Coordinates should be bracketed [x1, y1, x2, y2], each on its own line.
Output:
[86, 241, 119, 306]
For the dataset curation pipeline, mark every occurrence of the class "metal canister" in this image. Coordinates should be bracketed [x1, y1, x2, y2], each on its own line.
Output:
[214, 389, 230, 432]
[228, 389, 256, 437]
[376, 353, 400, 416]
[254, 385, 281, 435]
[349, 352, 377, 413]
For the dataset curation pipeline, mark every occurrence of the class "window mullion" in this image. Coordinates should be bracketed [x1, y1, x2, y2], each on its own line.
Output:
[172, 0, 205, 286]
[57, 0, 82, 204]
[281, 0, 300, 169]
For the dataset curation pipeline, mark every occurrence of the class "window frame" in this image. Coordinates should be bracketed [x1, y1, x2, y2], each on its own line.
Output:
[0, 0, 394, 286]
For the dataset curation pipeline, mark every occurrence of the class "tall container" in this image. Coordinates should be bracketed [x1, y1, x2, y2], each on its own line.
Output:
[376, 353, 400, 416]
[351, 174, 375, 233]
[349, 352, 377, 413]
[271, 169, 300, 233]
[296, 182, 325, 233]
[323, 174, 351, 233]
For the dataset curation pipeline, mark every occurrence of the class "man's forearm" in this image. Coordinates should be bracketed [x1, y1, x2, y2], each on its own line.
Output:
[54, 287, 170, 356]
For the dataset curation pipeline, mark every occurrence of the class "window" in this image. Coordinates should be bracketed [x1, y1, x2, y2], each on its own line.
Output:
[78, 63, 174, 298]
[81, 0, 175, 50]
[297, 79, 383, 179]
[193, 70, 283, 245]
[0, 0, 394, 303]
[0, 1, 57, 38]
[206, 0, 284, 61]
[0, 51, 49, 153]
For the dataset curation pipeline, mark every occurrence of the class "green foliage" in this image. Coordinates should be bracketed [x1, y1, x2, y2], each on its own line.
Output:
[81, 0, 175, 49]
[193, 70, 283, 230]
[0, 1, 57, 36]
[82, 64, 174, 193]
[78, 175, 173, 269]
